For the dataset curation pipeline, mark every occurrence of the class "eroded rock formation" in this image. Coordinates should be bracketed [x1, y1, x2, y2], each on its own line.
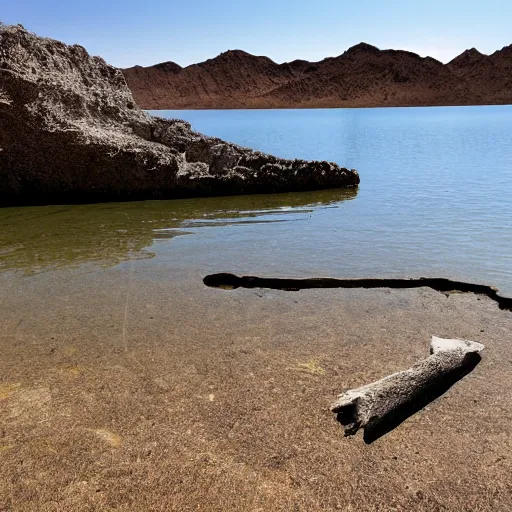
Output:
[0, 24, 359, 206]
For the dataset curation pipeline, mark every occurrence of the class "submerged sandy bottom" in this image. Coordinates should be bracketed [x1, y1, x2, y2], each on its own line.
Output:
[1, 262, 511, 511]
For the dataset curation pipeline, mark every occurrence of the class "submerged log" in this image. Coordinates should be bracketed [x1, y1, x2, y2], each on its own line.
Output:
[203, 273, 512, 311]
[331, 336, 485, 443]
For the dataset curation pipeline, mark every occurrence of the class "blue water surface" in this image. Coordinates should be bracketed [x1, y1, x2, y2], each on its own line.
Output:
[152, 107, 512, 293]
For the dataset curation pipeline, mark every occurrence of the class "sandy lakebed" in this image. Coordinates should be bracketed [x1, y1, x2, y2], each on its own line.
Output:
[1, 255, 511, 511]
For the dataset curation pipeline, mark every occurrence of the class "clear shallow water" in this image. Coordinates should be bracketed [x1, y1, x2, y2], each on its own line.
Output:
[153, 106, 512, 293]
[1, 106, 511, 294]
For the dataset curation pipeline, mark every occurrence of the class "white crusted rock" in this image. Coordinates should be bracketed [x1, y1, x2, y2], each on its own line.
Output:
[0, 24, 359, 206]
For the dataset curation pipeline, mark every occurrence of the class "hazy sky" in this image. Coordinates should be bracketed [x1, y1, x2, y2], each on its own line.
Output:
[4, 1, 512, 68]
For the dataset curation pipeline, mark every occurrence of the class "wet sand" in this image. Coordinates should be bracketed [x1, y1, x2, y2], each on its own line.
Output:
[1, 262, 511, 511]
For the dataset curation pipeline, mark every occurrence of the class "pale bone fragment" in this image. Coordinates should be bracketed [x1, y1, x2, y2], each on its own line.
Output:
[331, 336, 485, 443]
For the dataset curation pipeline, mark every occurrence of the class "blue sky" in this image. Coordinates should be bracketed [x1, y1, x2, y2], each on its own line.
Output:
[4, 1, 512, 68]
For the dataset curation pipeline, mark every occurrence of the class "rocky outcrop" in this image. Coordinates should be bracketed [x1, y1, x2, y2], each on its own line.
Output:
[123, 42, 512, 110]
[0, 24, 358, 207]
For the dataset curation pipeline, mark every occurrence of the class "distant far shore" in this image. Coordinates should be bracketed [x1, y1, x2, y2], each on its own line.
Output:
[123, 42, 512, 111]
[147, 103, 512, 111]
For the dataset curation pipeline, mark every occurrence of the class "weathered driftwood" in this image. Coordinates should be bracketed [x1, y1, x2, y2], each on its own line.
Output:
[331, 336, 485, 443]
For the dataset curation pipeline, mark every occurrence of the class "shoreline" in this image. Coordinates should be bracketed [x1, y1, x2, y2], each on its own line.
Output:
[147, 103, 512, 111]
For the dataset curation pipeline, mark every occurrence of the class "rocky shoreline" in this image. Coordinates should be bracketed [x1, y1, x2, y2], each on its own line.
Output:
[0, 24, 358, 207]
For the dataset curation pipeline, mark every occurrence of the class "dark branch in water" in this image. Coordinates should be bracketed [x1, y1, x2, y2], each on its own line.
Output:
[203, 273, 512, 311]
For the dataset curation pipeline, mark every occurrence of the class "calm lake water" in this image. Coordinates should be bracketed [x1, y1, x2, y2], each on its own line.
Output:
[1, 106, 511, 294]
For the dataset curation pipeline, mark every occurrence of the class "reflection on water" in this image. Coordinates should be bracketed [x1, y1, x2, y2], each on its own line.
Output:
[0, 188, 357, 274]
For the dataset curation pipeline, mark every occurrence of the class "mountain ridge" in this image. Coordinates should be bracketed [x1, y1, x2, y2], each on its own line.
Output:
[122, 42, 512, 109]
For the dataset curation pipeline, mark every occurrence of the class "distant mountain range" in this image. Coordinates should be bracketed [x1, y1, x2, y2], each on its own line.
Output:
[122, 43, 512, 109]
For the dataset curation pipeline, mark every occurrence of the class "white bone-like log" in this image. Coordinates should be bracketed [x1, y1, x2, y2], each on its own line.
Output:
[331, 337, 485, 441]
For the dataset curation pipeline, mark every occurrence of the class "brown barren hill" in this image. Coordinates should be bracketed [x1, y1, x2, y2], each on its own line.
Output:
[447, 44, 512, 104]
[123, 43, 512, 109]
[123, 50, 307, 109]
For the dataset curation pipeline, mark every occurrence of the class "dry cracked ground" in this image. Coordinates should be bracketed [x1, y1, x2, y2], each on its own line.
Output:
[1, 261, 511, 511]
